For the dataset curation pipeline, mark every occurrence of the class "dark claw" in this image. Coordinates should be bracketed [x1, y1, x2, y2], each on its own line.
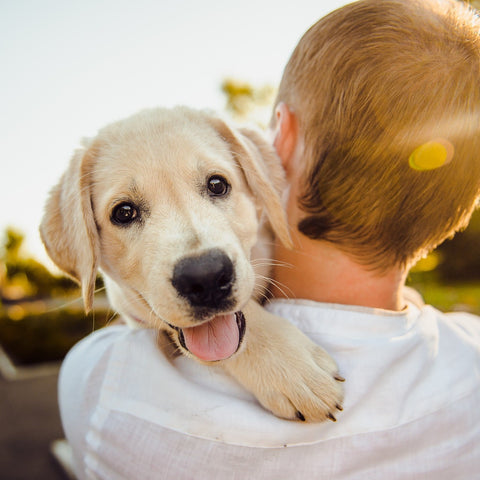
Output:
[334, 374, 345, 382]
[336, 404, 343, 411]
[327, 412, 337, 422]
[296, 411, 306, 422]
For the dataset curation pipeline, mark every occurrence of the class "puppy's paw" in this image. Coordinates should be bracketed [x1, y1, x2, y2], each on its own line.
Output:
[223, 301, 344, 423]
[257, 343, 344, 423]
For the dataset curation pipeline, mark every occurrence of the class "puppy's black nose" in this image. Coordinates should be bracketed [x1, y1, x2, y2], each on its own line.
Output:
[172, 249, 234, 308]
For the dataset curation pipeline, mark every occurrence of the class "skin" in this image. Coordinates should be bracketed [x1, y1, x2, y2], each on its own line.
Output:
[270, 103, 408, 312]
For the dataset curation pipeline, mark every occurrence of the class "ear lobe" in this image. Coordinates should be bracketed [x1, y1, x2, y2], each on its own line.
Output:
[209, 116, 293, 249]
[39, 141, 100, 312]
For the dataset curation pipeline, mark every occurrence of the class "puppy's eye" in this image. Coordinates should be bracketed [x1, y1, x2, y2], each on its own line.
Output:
[207, 175, 230, 197]
[111, 202, 139, 225]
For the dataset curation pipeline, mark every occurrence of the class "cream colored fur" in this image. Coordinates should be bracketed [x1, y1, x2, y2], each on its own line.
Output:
[40, 107, 343, 422]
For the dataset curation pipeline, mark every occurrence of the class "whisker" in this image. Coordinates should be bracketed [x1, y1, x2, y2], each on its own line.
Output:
[42, 295, 83, 313]
[251, 260, 293, 270]
[253, 270, 295, 301]
[104, 309, 119, 326]
[94, 285, 107, 295]
[265, 277, 294, 301]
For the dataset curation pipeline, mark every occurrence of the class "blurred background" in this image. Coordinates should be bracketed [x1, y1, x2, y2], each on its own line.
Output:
[1, 0, 479, 478]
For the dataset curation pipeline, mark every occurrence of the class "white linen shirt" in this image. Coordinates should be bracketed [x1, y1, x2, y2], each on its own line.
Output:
[59, 299, 480, 479]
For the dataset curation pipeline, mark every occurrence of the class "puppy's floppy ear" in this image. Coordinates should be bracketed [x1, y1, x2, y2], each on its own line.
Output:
[209, 117, 293, 249]
[40, 140, 100, 312]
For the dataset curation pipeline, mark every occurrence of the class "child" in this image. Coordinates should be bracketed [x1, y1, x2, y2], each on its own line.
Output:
[270, 0, 480, 310]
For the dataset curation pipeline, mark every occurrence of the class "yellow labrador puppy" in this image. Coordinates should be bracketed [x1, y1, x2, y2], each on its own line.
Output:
[41, 107, 343, 422]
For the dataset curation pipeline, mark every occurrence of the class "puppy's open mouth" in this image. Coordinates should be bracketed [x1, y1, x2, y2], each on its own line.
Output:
[174, 311, 246, 362]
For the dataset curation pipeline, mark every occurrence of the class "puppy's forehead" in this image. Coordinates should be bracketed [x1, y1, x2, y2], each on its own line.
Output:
[91, 109, 243, 207]
[97, 110, 234, 174]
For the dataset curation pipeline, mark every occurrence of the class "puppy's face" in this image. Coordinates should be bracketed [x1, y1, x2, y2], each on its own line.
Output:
[91, 111, 260, 332]
[41, 107, 290, 362]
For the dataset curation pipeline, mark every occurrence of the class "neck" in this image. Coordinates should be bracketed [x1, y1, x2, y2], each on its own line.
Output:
[271, 232, 408, 311]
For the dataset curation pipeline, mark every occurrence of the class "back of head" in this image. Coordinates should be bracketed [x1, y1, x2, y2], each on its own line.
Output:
[276, 0, 480, 269]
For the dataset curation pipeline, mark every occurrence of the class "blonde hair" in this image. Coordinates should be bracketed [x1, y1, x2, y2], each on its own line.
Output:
[275, 0, 480, 269]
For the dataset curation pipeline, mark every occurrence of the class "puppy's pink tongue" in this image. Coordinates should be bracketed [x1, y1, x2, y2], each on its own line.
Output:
[182, 313, 239, 362]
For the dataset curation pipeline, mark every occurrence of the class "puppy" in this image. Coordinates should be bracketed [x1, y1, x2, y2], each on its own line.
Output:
[40, 107, 343, 422]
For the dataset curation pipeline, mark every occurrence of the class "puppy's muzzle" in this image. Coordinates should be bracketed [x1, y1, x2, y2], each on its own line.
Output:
[170, 249, 245, 362]
[171, 248, 235, 312]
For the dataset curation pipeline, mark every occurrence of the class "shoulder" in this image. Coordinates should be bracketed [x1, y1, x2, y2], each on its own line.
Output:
[58, 325, 137, 473]
[58, 308, 480, 478]
[417, 304, 480, 351]
[59, 324, 133, 404]
[265, 298, 480, 425]
[59, 325, 149, 401]
[441, 308, 480, 338]
[59, 324, 325, 451]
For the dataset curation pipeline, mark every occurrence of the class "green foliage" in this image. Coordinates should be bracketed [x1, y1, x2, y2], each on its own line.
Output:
[407, 209, 480, 313]
[407, 281, 480, 315]
[435, 209, 480, 282]
[0, 305, 112, 365]
[3, 228, 23, 259]
[411, 210, 480, 283]
[1, 227, 80, 302]
[0, 227, 109, 367]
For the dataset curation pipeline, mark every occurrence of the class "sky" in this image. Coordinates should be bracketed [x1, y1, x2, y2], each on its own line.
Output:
[0, 0, 350, 265]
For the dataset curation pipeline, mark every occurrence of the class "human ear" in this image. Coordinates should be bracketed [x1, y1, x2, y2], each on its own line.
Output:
[272, 102, 299, 175]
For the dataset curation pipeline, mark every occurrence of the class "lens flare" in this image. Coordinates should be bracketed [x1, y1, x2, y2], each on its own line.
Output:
[409, 139, 454, 171]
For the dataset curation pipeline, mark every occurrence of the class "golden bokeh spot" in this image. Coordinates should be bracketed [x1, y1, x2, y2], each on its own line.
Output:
[7, 304, 26, 321]
[409, 139, 454, 171]
[411, 251, 442, 273]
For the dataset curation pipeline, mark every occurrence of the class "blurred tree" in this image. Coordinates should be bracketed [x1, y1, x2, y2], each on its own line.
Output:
[0, 228, 109, 365]
[221, 78, 276, 126]
[4, 229, 23, 260]
[0, 228, 78, 302]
